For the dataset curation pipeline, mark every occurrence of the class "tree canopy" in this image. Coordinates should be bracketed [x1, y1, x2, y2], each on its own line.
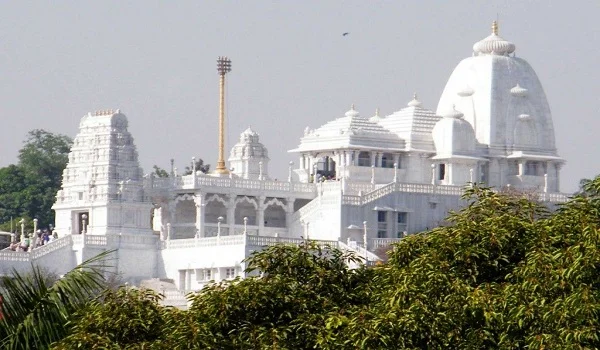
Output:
[5, 176, 600, 348]
[0, 130, 72, 231]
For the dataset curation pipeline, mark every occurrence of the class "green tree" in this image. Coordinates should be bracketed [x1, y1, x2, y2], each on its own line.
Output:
[34, 175, 600, 349]
[152, 165, 169, 178]
[184, 158, 210, 175]
[53, 287, 173, 349]
[0, 130, 72, 229]
[0, 252, 110, 349]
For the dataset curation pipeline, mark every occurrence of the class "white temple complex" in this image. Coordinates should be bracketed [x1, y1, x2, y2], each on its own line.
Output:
[0, 22, 568, 299]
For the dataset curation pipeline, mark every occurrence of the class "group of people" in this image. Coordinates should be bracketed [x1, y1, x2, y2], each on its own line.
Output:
[7, 228, 58, 252]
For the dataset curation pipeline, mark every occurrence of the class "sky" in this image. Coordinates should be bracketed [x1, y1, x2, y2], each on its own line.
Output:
[0, 1, 598, 193]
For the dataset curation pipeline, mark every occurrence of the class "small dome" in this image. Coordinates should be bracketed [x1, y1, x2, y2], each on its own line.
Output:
[457, 86, 474, 97]
[510, 83, 529, 97]
[369, 108, 383, 122]
[239, 127, 260, 143]
[407, 93, 423, 107]
[473, 21, 515, 56]
[345, 104, 360, 118]
[443, 106, 464, 119]
[432, 107, 477, 156]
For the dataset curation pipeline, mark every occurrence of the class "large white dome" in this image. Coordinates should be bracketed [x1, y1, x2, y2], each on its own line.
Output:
[437, 22, 557, 157]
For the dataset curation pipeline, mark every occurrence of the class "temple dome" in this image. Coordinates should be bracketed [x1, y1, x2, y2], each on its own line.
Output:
[229, 127, 269, 180]
[437, 21, 557, 154]
[473, 21, 515, 56]
[368, 108, 383, 122]
[432, 107, 477, 157]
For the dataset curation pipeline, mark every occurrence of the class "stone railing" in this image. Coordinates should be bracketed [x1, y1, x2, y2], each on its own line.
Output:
[0, 235, 73, 262]
[0, 250, 30, 262]
[290, 196, 320, 224]
[161, 233, 340, 250]
[162, 234, 246, 249]
[159, 289, 189, 308]
[537, 192, 570, 203]
[369, 237, 402, 250]
[338, 240, 381, 262]
[164, 175, 318, 194]
[343, 182, 466, 206]
[30, 235, 73, 259]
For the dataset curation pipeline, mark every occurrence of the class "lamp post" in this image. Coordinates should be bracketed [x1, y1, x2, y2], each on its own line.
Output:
[19, 218, 25, 242]
[215, 56, 232, 175]
[217, 216, 224, 237]
[469, 168, 474, 187]
[363, 221, 368, 264]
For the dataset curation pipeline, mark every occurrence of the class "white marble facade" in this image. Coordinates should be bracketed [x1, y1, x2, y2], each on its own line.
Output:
[1, 23, 568, 292]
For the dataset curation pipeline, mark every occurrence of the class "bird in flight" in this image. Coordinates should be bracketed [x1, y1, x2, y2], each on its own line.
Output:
[342, 32, 349, 36]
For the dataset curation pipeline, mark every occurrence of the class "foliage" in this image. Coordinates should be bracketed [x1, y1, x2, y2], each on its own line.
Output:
[53, 287, 174, 349]
[152, 165, 169, 178]
[184, 158, 210, 175]
[161, 242, 369, 349]
[0, 251, 111, 349]
[17, 175, 600, 349]
[0, 130, 72, 229]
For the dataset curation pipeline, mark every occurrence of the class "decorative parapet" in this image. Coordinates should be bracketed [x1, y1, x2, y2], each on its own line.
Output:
[146, 174, 317, 195]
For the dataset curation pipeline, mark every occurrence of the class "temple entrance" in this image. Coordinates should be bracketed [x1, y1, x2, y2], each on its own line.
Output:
[77, 211, 89, 234]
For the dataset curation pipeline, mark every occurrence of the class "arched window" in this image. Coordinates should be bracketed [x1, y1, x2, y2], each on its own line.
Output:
[175, 200, 195, 224]
[205, 200, 227, 223]
[357, 152, 371, 167]
[264, 205, 286, 228]
[235, 199, 257, 225]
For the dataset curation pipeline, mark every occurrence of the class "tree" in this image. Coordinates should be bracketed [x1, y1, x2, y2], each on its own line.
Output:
[184, 159, 210, 175]
[29, 175, 600, 348]
[53, 287, 173, 349]
[152, 165, 169, 178]
[0, 130, 72, 229]
[0, 252, 110, 349]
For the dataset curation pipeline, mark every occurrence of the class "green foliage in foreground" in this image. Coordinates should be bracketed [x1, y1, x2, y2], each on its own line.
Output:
[8, 176, 600, 349]
[0, 252, 110, 349]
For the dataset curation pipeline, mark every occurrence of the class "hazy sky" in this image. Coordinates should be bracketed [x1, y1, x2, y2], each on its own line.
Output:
[0, 1, 598, 192]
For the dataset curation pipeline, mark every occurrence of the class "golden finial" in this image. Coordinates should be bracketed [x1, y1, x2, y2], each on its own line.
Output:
[375, 108, 379, 116]
[413, 92, 418, 100]
[351, 103, 355, 111]
[492, 20, 498, 35]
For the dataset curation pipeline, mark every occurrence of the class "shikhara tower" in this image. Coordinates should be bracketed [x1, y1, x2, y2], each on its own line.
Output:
[436, 21, 562, 190]
[1, 23, 566, 298]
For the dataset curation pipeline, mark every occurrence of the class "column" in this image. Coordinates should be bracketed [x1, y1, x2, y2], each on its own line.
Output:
[393, 154, 400, 169]
[227, 196, 236, 236]
[193, 193, 205, 238]
[285, 198, 295, 230]
[376, 152, 383, 167]
[370, 152, 376, 167]
[518, 161, 525, 176]
[257, 196, 266, 234]
[168, 197, 178, 239]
